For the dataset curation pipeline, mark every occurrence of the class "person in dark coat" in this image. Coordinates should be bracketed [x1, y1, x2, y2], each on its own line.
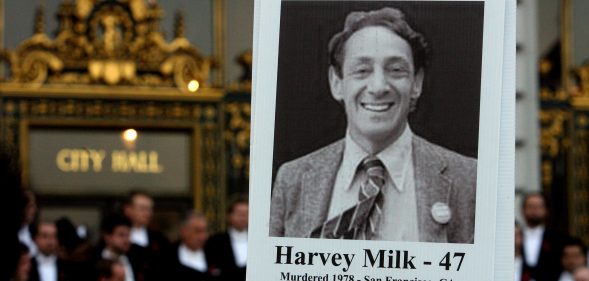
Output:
[206, 197, 248, 281]
[521, 193, 567, 281]
[158, 212, 218, 281]
[29, 221, 76, 281]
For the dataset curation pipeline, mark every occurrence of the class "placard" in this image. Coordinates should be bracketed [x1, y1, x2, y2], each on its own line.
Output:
[249, 1, 514, 280]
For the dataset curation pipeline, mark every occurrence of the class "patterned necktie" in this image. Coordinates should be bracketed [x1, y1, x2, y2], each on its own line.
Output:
[359, 156, 385, 239]
[309, 156, 385, 239]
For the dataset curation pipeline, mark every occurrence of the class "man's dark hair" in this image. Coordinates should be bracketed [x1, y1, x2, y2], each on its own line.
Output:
[95, 259, 119, 279]
[328, 7, 430, 78]
[227, 195, 248, 214]
[124, 190, 152, 206]
[521, 192, 547, 209]
[100, 213, 131, 234]
[30, 220, 55, 239]
[562, 237, 588, 259]
[181, 210, 207, 227]
[55, 217, 84, 252]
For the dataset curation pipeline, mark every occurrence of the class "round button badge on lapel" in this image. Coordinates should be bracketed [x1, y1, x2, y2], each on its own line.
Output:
[431, 202, 452, 224]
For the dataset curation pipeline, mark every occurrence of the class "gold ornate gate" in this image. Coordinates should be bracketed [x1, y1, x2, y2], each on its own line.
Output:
[539, 0, 589, 244]
[0, 0, 228, 234]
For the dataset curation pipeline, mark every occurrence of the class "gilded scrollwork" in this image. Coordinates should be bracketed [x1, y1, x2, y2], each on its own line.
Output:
[570, 63, 589, 243]
[571, 111, 589, 242]
[539, 109, 569, 158]
[228, 50, 252, 92]
[539, 106, 571, 194]
[541, 160, 553, 189]
[224, 101, 251, 188]
[1, 0, 213, 90]
[200, 104, 224, 231]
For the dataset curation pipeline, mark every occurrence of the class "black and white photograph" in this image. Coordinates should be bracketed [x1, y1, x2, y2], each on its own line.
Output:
[269, 1, 484, 243]
[249, 0, 514, 279]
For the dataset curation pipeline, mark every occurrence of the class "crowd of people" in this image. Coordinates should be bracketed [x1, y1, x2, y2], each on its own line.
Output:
[4, 143, 589, 281]
[516, 193, 589, 281]
[12, 189, 249, 281]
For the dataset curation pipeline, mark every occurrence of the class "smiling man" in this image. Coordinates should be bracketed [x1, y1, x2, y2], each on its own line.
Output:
[269, 7, 477, 243]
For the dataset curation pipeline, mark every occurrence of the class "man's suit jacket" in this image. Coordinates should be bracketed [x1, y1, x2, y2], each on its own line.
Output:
[128, 229, 169, 281]
[155, 243, 218, 281]
[91, 244, 147, 281]
[28, 256, 72, 281]
[270, 135, 477, 243]
[145, 229, 169, 254]
[205, 232, 246, 281]
[521, 229, 566, 281]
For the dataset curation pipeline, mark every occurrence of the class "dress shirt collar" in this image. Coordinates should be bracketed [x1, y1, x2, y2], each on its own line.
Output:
[341, 125, 413, 192]
[178, 243, 207, 272]
[101, 248, 119, 260]
[36, 253, 57, 264]
[524, 225, 545, 237]
[130, 227, 149, 247]
[36, 254, 57, 281]
[228, 227, 248, 241]
[376, 126, 413, 192]
[559, 271, 574, 281]
[339, 132, 368, 192]
[228, 228, 248, 267]
[523, 225, 545, 267]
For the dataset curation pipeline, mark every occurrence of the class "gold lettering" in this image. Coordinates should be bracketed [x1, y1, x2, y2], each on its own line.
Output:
[111, 150, 128, 172]
[56, 149, 72, 172]
[125, 151, 144, 173]
[134, 151, 148, 173]
[111, 150, 164, 173]
[70, 150, 80, 171]
[57, 149, 106, 172]
[89, 150, 106, 172]
[148, 151, 164, 173]
[79, 150, 90, 172]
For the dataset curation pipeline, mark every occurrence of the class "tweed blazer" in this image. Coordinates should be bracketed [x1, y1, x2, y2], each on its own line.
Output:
[269, 135, 477, 243]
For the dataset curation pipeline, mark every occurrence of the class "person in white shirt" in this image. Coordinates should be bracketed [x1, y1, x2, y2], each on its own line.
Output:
[99, 214, 139, 281]
[123, 191, 168, 251]
[178, 213, 209, 272]
[559, 238, 588, 281]
[30, 221, 62, 281]
[206, 197, 248, 281]
[122, 191, 169, 279]
[521, 193, 565, 281]
[227, 200, 248, 269]
[158, 212, 216, 281]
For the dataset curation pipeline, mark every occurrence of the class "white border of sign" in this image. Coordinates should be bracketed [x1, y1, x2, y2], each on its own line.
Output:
[248, 1, 514, 280]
